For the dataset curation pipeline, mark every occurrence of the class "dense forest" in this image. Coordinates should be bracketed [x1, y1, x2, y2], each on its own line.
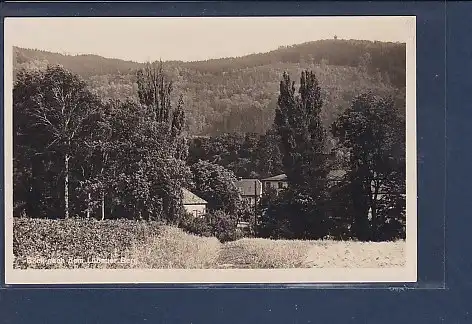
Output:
[13, 39, 405, 136]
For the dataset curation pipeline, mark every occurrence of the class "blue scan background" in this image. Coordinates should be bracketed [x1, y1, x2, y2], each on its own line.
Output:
[0, 1, 469, 322]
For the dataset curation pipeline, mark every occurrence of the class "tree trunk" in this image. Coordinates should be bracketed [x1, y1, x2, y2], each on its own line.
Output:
[352, 179, 370, 241]
[101, 190, 105, 220]
[64, 154, 70, 219]
[371, 179, 381, 241]
[86, 192, 91, 219]
[371, 203, 377, 240]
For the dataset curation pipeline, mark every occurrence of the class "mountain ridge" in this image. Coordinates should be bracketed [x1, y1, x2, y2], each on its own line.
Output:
[13, 39, 406, 136]
[13, 38, 405, 65]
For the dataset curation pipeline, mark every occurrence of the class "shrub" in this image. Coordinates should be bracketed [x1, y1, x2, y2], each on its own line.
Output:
[178, 212, 214, 237]
[14, 217, 222, 269]
[13, 217, 161, 269]
[190, 160, 243, 215]
[130, 226, 221, 268]
[256, 204, 296, 239]
[209, 210, 241, 243]
[179, 210, 241, 243]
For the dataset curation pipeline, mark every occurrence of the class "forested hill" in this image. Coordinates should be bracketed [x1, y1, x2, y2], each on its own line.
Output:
[13, 39, 406, 136]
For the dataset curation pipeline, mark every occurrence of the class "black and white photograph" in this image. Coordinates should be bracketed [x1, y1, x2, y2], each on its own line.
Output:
[4, 16, 416, 284]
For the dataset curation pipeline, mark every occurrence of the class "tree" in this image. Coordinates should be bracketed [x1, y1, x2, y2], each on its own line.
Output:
[332, 92, 405, 241]
[100, 100, 191, 222]
[14, 66, 102, 219]
[137, 61, 189, 161]
[136, 61, 173, 123]
[273, 71, 331, 239]
[92, 102, 114, 220]
[256, 127, 284, 178]
[72, 99, 119, 220]
[127, 61, 191, 222]
[67, 62, 190, 222]
[12, 61, 191, 222]
[14, 69, 47, 218]
[190, 160, 243, 216]
[171, 96, 189, 161]
[187, 129, 284, 180]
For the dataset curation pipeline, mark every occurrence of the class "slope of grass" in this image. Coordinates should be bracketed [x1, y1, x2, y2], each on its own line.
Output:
[13, 218, 222, 269]
[217, 238, 312, 268]
[130, 226, 221, 269]
[13, 218, 405, 270]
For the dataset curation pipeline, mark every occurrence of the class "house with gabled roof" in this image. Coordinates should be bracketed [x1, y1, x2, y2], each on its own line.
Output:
[235, 179, 263, 207]
[182, 188, 207, 218]
[261, 174, 288, 194]
[261, 170, 348, 194]
[327, 169, 347, 184]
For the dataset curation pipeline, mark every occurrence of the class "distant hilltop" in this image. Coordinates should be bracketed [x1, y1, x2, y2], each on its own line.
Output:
[13, 39, 405, 82]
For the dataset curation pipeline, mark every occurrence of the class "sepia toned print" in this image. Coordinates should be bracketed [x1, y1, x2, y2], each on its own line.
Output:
[4, 16, 416, 284]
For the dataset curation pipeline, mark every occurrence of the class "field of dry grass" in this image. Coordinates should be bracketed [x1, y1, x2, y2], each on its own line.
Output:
[130, 227, 405, 269]
[131, 226, 221, 269]
[216, 238, 405, 269]
[217, 238, 313, 268]
[301, 240, 405, 268]
[13, 218, 405, 270]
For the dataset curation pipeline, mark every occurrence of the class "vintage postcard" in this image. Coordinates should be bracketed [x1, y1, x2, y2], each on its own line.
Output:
[4, 16, 416, 284]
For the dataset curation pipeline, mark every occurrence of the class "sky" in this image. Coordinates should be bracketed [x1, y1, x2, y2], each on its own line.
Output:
[5, 17, 415, 63]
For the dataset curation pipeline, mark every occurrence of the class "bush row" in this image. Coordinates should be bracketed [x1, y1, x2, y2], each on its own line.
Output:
[13, 217, 161, 269]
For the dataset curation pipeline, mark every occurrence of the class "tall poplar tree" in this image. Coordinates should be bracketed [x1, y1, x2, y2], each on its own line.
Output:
[274, 71, 331, 238]
[134, 61, 190, 222]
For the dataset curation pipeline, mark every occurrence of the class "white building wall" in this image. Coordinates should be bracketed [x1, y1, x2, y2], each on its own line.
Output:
[184, 204, 207, 218]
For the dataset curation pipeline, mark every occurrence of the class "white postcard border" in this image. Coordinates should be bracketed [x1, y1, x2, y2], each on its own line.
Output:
[4, 16, 417, 285]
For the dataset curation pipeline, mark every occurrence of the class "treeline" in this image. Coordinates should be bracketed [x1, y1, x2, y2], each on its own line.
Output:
[14, 63, 191, 223]
[13, 63, 405, 242]
[13, 40, 405, 136]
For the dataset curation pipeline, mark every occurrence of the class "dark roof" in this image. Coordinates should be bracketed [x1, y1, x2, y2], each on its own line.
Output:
[182, 188, 207, 205]
[262, 174, 287, 181]
[235, 179, 263, 196]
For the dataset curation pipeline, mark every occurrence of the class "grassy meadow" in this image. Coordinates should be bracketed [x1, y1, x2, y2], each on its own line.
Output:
[13, 218, 405, 270]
